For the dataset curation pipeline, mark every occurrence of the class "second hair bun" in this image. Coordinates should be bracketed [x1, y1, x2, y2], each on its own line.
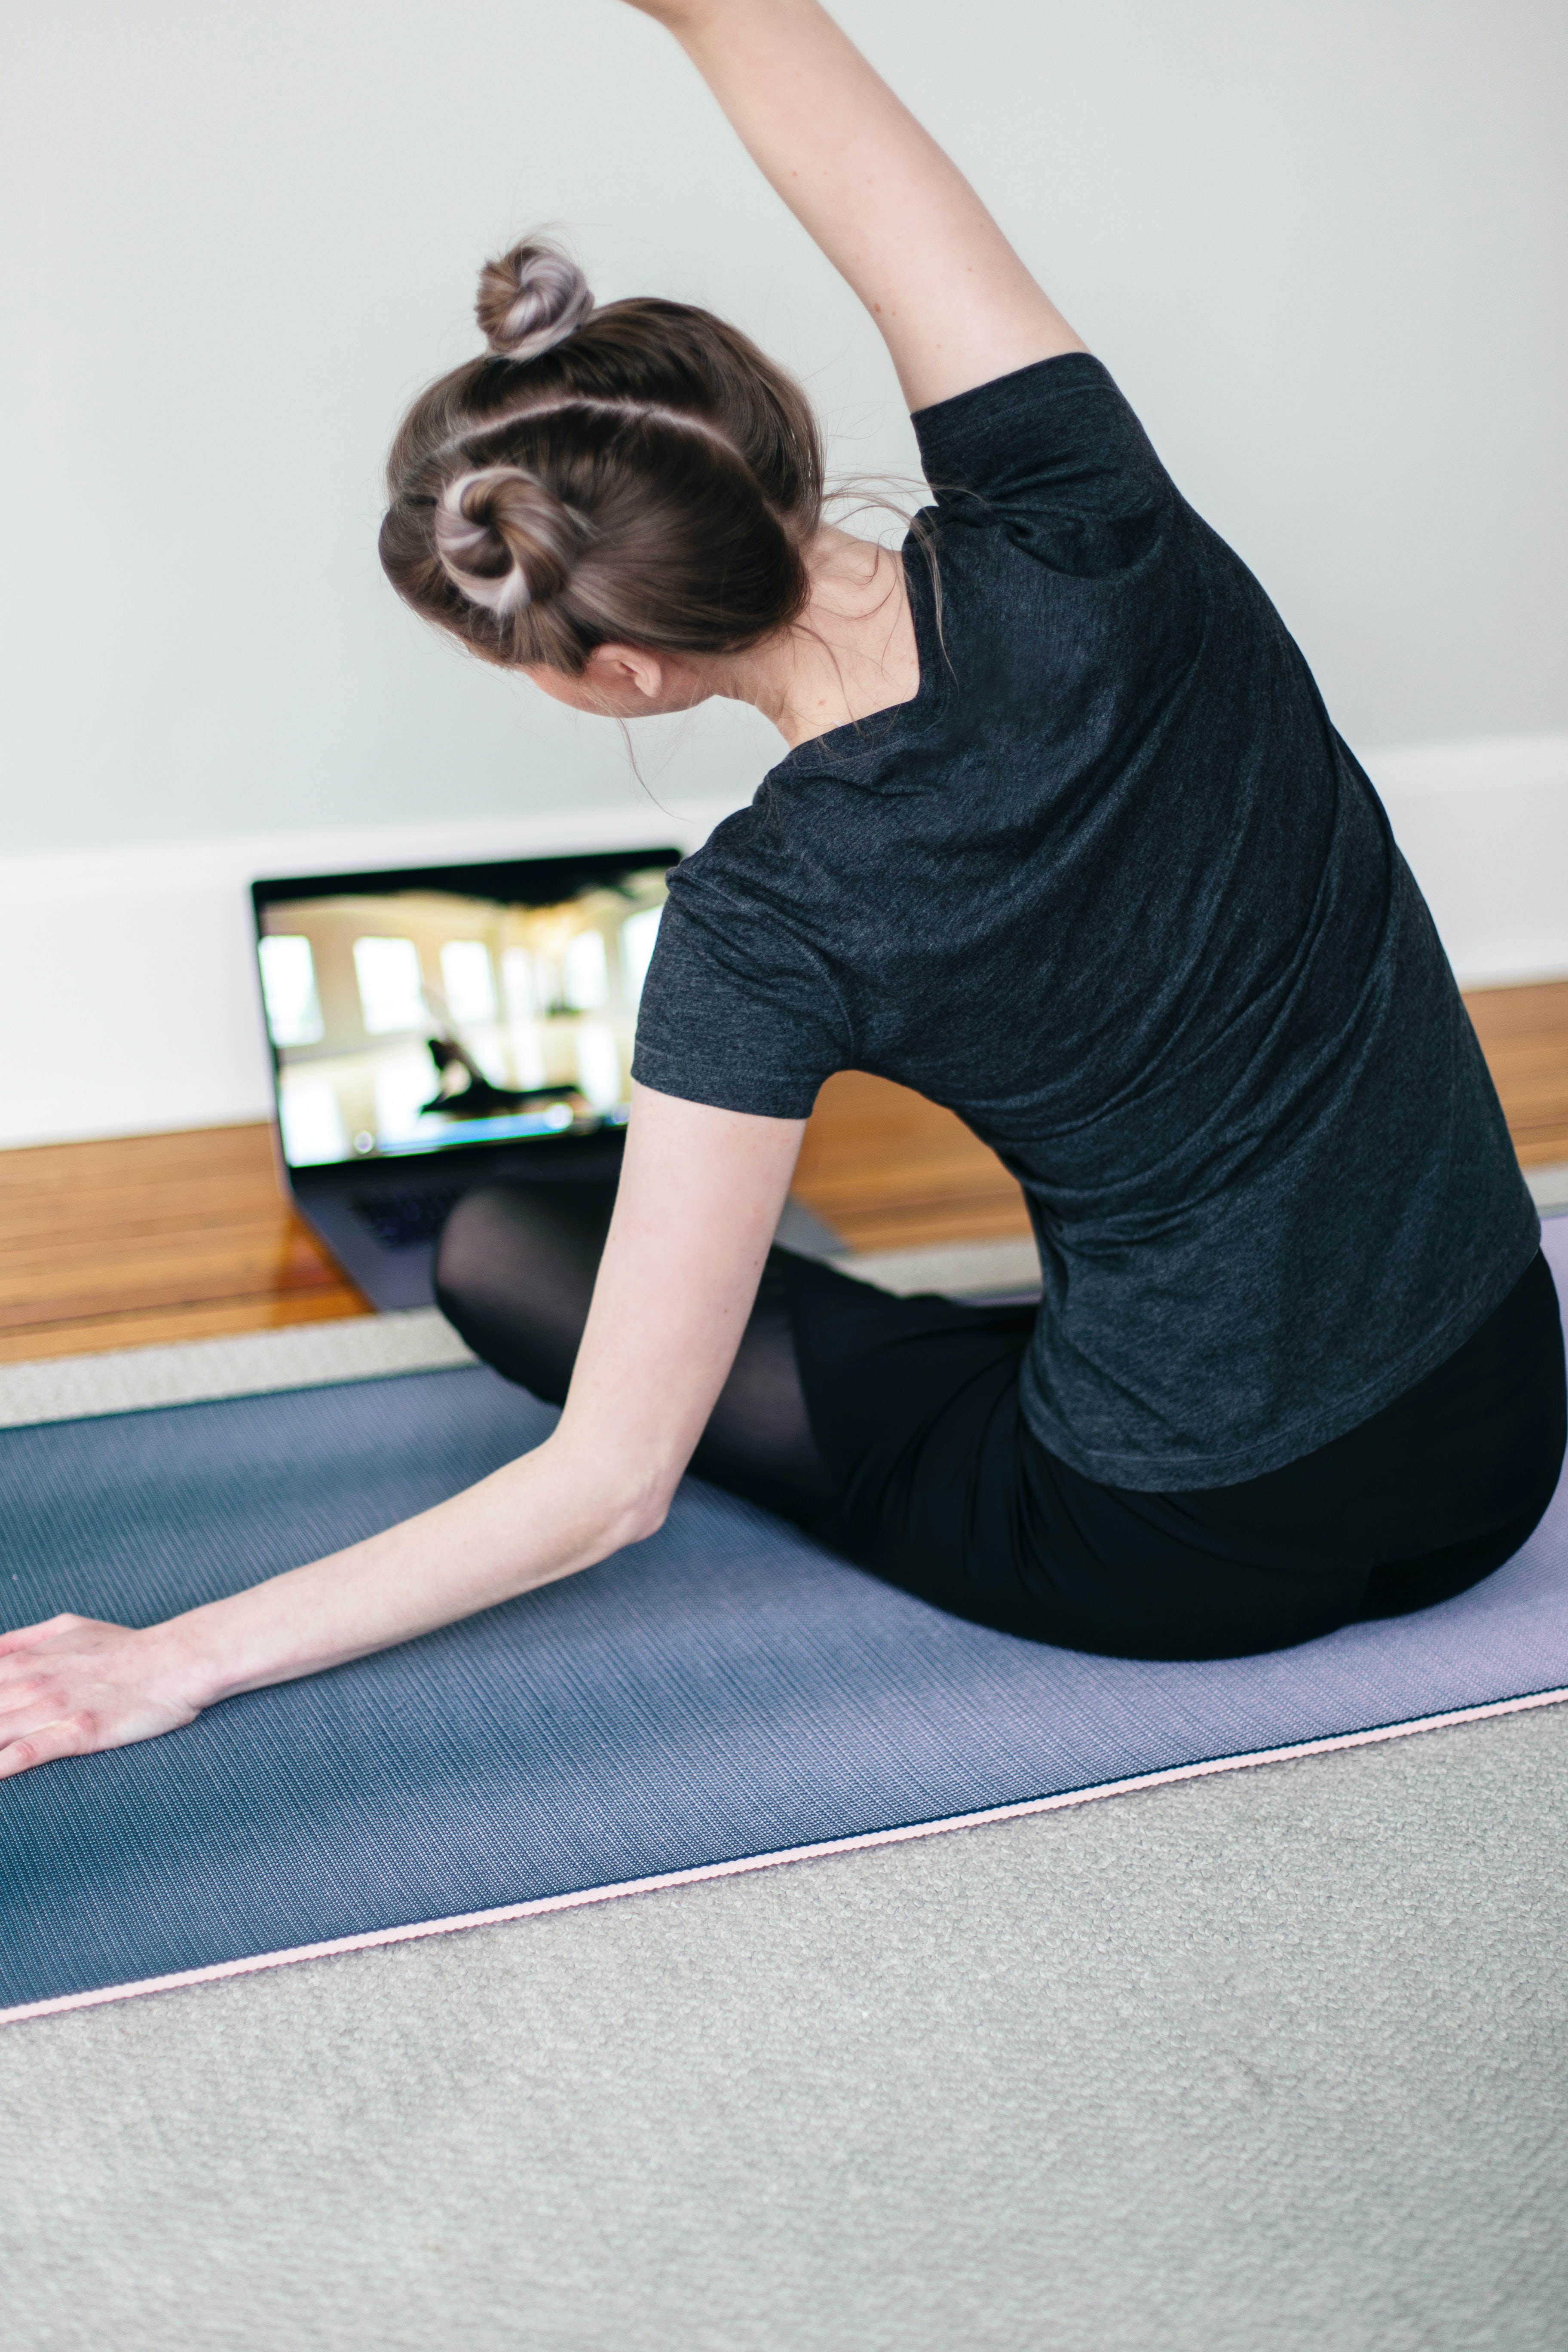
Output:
[476, 240, 595, 364]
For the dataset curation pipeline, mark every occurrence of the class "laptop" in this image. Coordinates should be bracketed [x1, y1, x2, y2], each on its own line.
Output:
[251, 847, 837, 1310]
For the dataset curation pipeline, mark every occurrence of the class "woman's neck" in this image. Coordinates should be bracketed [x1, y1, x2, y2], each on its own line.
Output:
[730, 525, 922, 747]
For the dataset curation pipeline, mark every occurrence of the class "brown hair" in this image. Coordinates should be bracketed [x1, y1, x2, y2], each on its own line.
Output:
[379, 239, 825, 675]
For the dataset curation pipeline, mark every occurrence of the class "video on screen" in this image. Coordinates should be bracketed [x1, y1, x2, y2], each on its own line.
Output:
[255, 857, 672, 1169]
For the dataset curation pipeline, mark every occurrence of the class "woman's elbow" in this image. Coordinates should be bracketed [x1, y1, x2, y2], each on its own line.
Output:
[536, 1426, 682, 1562]
[586, 1471, 677, 1559]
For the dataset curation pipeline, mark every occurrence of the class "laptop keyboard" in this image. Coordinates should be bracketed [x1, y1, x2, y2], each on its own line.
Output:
[349, 1186, 465, 1253]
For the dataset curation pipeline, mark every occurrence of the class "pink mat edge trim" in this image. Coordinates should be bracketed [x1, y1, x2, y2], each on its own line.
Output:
[6, 1682, 1565, 2029]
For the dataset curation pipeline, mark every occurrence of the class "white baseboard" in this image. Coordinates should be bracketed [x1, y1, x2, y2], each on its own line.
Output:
[1, 735, 1564, 1152]
[1364, 732, 1568, 990]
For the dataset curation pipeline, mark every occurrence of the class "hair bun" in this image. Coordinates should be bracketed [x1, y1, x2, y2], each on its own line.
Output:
[476, 240, 594, 364]
[432, 466, 582, 618]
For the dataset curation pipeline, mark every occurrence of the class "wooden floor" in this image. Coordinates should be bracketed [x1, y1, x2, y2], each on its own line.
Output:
[0, 1127, 364, 1365]
[1462, 980, 1568, 1167]
[2, 981, 1565, 1366]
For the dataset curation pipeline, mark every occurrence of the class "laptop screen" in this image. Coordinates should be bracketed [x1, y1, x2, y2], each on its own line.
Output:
[251, 850, 679, 1173]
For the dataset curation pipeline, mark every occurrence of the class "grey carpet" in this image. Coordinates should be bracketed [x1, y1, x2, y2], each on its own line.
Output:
[4, 1698, 1564, 2352]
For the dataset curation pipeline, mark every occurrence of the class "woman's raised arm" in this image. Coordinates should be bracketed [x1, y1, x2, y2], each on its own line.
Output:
[0, 1087, 805, 1777]
[625, 0, 1083, 409]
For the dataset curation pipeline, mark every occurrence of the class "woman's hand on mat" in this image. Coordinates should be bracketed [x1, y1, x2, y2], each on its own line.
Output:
[0, 1613, 204, 1777]
[0, 1091, 806, 1773]
[619, 0, 1083, 408]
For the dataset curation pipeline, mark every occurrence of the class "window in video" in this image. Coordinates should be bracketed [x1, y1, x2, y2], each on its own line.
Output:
[257, 864, 671, 1166]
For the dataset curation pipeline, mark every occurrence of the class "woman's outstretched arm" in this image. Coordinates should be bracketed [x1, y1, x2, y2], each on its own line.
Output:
[0, 1087, 805, 1777]
[625, 0, 1084, 409]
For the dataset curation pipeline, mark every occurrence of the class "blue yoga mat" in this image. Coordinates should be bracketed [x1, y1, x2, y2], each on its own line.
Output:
[5, 1219, 1567, 2021]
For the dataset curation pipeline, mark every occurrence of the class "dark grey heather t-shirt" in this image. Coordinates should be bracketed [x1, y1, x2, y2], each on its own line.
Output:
[632, 354, 1537, 1489]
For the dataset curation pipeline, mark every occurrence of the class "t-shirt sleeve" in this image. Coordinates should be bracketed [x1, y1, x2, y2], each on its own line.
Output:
[912, 352, 1174, 576]
[630, 851, 851, 1119]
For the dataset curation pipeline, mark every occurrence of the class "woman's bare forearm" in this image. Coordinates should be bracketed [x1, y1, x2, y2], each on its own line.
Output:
[192, 1084, 799, 1718]
[153, 1432, 661, 1707]
[625, 0, 1081, 406]
[0, 1091, 802, 1778]
[0, 1432, 663, 1778]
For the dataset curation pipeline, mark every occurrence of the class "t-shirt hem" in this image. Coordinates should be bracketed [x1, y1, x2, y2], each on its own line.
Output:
[629, 1050, 823, 1123]
[1019, 1211, 1543, 1493]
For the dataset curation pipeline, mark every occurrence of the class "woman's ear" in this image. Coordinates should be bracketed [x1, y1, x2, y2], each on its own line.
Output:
[582, 643, 668, 702]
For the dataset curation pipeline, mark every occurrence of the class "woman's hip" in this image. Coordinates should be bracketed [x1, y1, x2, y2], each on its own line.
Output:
[787, 1245, 1566, 1661]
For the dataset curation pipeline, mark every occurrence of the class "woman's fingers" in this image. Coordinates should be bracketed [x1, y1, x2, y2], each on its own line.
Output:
[0, 1623, 200, 1778]
[0, 1610, 98, 1659]
[0, 1691, 199, 1777]
[0, 1710, 99, 1778]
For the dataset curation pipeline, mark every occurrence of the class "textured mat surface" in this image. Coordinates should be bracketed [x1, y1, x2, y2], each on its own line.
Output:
[4, 1221, 1566, 2020]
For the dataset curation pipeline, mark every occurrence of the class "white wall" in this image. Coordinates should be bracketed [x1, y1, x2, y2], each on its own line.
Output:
[2, 0, 1564, 861]
[0, 0, 1564, 1146]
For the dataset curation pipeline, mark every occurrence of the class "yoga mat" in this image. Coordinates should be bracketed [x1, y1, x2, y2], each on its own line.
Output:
[4, 1219, 1567, 2024]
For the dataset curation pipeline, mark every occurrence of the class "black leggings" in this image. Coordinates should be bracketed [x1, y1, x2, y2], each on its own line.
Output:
[434, 1182, 1566, 1661]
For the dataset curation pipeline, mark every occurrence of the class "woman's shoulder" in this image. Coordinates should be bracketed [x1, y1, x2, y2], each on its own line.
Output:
[665, 775, 906, 974]
[664, 798, 812, 940]
[913, 352, 1179, 580]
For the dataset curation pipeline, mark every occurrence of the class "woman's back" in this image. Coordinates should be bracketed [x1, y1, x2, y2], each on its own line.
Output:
[634, 355, 1537, 1486]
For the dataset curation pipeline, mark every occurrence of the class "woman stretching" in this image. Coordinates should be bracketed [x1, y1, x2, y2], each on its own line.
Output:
[1, 0, 1562, 1776]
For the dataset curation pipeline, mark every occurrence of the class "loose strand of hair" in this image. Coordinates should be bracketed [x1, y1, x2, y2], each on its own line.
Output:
[822, 473, 950, 672]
